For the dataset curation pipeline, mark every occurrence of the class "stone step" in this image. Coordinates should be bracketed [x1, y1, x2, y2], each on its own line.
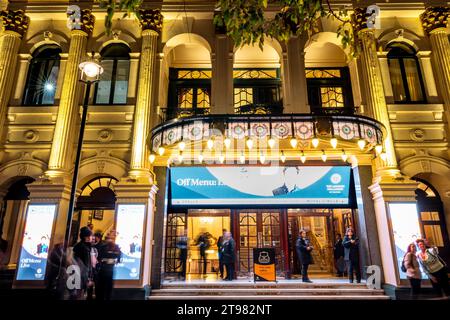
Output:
[148, 295, 390, 300]
[152, 288, 385, 296]
[161, 283, 368, 290]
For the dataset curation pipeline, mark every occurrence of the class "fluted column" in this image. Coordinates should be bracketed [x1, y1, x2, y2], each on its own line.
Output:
[0, 10, 29, 141]
[46, 9, 94, 177]
[352, 8, 398, 173]
[129, 9, 163, 178]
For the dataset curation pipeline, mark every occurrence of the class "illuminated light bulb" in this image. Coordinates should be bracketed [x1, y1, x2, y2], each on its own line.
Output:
[321, 150, 327, 162]
[178, 141, 186, 151]
[380, 152, 387, 161]
[330, 137, 338, 149]
[341, 150, 348, 162]
[375, 144, 383, 155]
[312, 137, 319, 148]
[300, 151, 306, 164]
[290, 137, 298, 148]
[280, 151, 286, 163]
[239, 152, 245, 164]
[207, 138, 214, 150]
[246, 138, 254, 150]
[218, 153, 225, 164]
[259, 153, 266, 164]
[44, 82, 54, 92]
[268, 137, 276, 149]
[224, 137, 231, 149]
[158, 146, 165, 156]
[198, 153, 204, 163]
[357, 139, 366, 150]
[149, 153, 156, 164]
[178, 152, 184, 163]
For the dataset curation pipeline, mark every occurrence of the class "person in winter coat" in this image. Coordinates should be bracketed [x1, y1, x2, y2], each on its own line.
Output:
[333, 233, 345, 277]
[221, 232, 236, 281]
[403, 242, 421, 296]
[95, 231, 121, 300]
[343, 227, 361, 283]
[176, 235, 188, 280]
[72, 226, 96, 299]
[295, 229, 313, 283]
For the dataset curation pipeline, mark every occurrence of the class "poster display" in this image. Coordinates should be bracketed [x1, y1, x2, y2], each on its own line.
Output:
[171, 166, 351, 206]
[389, 203, 425, 279]
[16, 204, 56, 281]
[114, 204, 145, 280]
[253, 248, 276, 282]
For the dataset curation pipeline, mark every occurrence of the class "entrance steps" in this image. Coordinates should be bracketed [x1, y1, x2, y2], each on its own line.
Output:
[148, 281, 390, 300]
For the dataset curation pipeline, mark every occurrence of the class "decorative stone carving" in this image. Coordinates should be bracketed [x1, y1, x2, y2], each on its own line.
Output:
[112, 29, 121, 40]
[410, 128, 426, 141]
[44, 31, 53, 40]
[23, 129, 39, 143]
[138, 9, 163, 33]
[98, 129, 113, 142]
[420, 160, 431, 173]
[420, 7, 450, 34]
[351, 7, 369, 33]
[18, 164, 29, 176]
[97, 160, 105, 173]
[0, 9, 30, 37]
[66, 6, 95, 34]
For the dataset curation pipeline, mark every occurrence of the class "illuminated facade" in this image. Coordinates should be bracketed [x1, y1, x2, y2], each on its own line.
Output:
[0, 1, 449, 298]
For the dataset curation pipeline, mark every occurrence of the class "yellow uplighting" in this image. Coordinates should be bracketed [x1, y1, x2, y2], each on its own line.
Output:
[218, 153, 225, 164]
[375, 144, 383, 155]
[380, 152, 387, 161]
[239, 152, 245, 164]
[198, 153, 204, 163]
[330, 137, 338, 149]
[357, 139, 366, 150]
[300, 151, 306, 164]
[341, 150, 348, 162]
[312, 137, 319, 148]
[178, 151, 184, 163]
[246, 138, 254, 150]
[207, 139, 214, 150]
[178, 141, 186, 151]
[158, 146, 165, 156]
[259, 153, 266, 164]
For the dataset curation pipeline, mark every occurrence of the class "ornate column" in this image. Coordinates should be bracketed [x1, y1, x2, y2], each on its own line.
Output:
[129, 9, 163, 179]
[0, 10, 29, 141]
[352, 8, 398, 174]
[420, 7, 450, 147]
[46, 9, 94, 177]
[284, 36, 308, 113]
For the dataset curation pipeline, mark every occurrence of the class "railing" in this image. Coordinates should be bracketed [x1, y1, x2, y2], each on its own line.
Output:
[234, 102, 283, 115]
[310, 106, 359, 116]
[159, 107, 210, 123]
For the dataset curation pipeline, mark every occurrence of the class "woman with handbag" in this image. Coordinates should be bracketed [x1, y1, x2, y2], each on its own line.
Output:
[416, 239, 449, 297]
[403, 243, 421, 297]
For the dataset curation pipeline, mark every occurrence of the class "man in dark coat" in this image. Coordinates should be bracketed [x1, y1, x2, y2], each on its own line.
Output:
[176, 235, 188, 280]
[221, 232, 236, 281]
[72, 226, 95, 299]
[295, 229, 313, 283]
[333, 233, 345, 277]
[195, 231, 210, 275]
[95, 232, 121, 300]
[343, 227, 361, 283]
[217, 229, 226, 279]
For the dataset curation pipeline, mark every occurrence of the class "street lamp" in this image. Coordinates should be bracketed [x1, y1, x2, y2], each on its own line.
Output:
[62, 56, 103, 257]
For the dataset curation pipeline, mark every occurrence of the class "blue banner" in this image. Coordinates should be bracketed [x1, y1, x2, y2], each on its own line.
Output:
[171, 166, 351, 206]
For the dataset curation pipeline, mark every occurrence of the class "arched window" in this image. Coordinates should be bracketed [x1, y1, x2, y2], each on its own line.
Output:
[387, 43, 426, 103]
[22, 45, 61, 105]
[94, 43, 130, 105]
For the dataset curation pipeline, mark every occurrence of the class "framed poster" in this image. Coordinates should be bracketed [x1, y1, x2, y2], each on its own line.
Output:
[114, 204, 146, 280]
[93, 209, 104, 220]
[16, 204, 56, 281]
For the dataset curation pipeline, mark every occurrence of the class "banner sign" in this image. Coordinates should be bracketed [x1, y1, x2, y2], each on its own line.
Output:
[253, 248, 276, 282]
[114, 204, 145, 280]
[16, 204, 56, 281]
[171, 166, 351, 206]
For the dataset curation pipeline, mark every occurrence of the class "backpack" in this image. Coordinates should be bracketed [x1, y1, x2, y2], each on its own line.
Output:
[401, 254, 408, 273]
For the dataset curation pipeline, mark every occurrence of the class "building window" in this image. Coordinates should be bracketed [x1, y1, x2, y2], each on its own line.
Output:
[306, 68, 354, 114]
[387, 43, 426, 103]
[166, 68, 211, 119]
[94, 44, 130, 105]
[233, 69, 282, 114]
[22, 45, 61, 106]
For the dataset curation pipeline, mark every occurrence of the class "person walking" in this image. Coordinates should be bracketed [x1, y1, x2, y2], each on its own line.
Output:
[403, 243, 421, 297]
[343, 227, 361, 283]
[217, 229, 226, 279]
[221, 231, 236, 281]
[195, 231, 210, 275]
[176, 235, 188, 280]
[295, 229, 313, 283]
[72, 226, 96, 299]
[333, 233, 345, 277]
[416, 239, 449, 297]
[95, 231, 122, 300]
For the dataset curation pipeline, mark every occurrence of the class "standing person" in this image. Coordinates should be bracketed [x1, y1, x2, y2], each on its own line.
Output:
[295, 229, 313, 283]
[343, 227, 361, 283]
[217, 229, 226, 279]
[93, 232, 104, 249]
[195, 231, 209, 275]
[45, 243, 68, 300]
[96, 231, 122, 300]
[416, 239, 449, 297]
[72, 226, 96, 299]
[333, 233, 345, 277]
[176, 235, 188, 280]
[403, 243, 421, 297]
[221, 231, 236, 281]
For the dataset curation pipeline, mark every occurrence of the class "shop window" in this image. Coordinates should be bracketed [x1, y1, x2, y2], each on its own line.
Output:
[22, 45, 61, 106]
[387, 43, 426, 103]
[94, 44, 130, 105]
[233, 68, 282, 114]
[166, 68, 211, 120]
[306, 68, 354, 114]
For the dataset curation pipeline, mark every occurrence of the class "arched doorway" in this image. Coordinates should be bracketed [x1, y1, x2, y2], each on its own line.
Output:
[414, 178, 450, 265]
[69, 176, 118, 245]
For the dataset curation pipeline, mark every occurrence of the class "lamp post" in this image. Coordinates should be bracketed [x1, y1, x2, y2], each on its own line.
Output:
[62, 57, 103, 252]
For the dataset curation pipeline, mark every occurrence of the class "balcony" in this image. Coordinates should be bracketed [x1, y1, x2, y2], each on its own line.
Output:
[148, 113, 386, 166]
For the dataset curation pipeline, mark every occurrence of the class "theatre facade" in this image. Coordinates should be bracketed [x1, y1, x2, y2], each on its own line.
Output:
[0, 1, 450, 298]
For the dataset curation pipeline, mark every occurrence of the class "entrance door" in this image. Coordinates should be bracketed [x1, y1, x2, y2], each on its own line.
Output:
[237, 210, 282, 276]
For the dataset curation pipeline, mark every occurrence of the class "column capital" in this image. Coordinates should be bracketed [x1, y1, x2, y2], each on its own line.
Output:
[66, 7, 95, 35]
[138, 9, 163, 34]
[0, 9, 29, 37]
[351, 7, 371, 34]
[420, 6, 450, 35]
